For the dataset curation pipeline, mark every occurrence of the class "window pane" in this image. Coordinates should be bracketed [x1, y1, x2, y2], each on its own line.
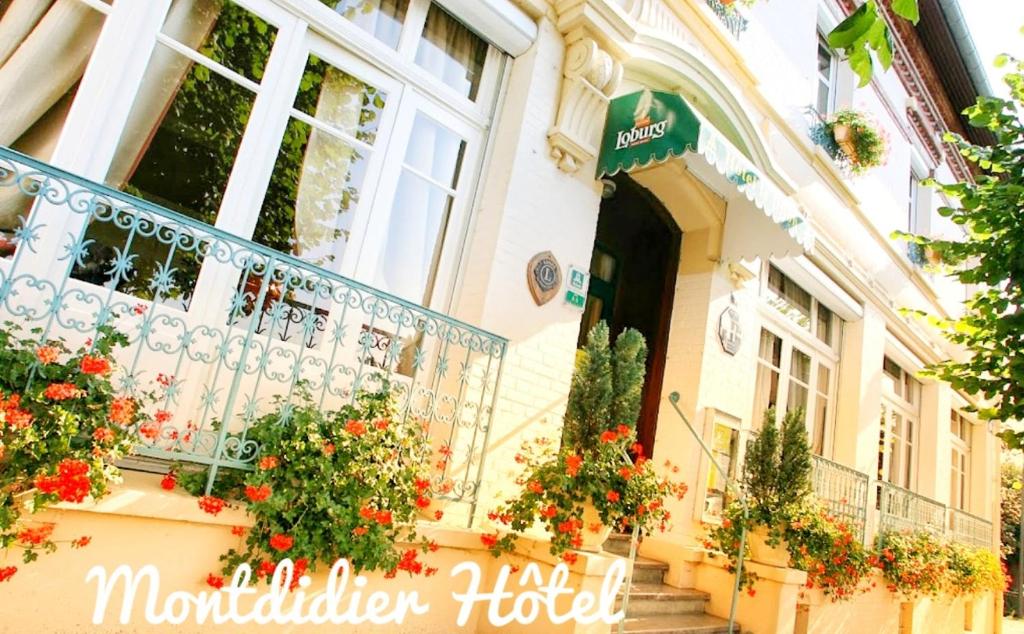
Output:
[753, 365, 780, 429]
[0, 0, 107, 255]
[415, 3, 487, 100]
[766, 265, 811, 327]
[813, 392, 828, 454]
[292, 55, 387, 145]
[791, 349, 811, 383]
[403, 113, 466, 187]
[816, 304, 834, 345]
[324, 0, 408, 48]
[77, 0, 274, 307]
[759, 329, 782, 367]
[888, 413, 902, 485]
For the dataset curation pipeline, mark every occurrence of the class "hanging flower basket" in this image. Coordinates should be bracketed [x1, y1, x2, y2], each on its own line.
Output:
[823, 109, 889, 174]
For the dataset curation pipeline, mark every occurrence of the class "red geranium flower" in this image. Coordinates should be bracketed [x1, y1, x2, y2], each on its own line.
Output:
[375, 510, 393, 526]
[258, 456, 279, 470]
[17, 524, 54, 545]
[92, 427, 115, 444]
[600, 430, 618, 443]
[198, 496, 226, 516]
[80, 355, 111, 376]
[415, 495, 431, 509]
[72, 536, 91, 548]
[345, 419, 367, 436]
[35, 346, 59, 365]
[353, 526, 369, 536]
[480, 533, 499, 548]
[269, 533, 293, 552]
[616, 424, 631, 436]
[108, 398, 136, 426]
[434, 510, 444, 521]
[565, 454, 583, 477]
[206, 574, 225, 589]
[561, 552, 578, 565]
[160, 473, 176, 491]
[541, 504, 558, 519]
[231, 526, 246, 537]
[374, 419, 389, 430]
[0, 567, 17, 583]
[245, 484, 272, 503]
[527, 480, 544, 494]
[154, 410, 172, 424]
[43, 382, 82, 401]
[35, 459, 91, 502]
[606, 490, 620, 502]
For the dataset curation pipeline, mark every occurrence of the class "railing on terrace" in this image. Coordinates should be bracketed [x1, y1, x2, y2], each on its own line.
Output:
[949, 508, 994, 549]
[878, 481, 948, 537]
[811, 455, 870, 543]
[0, 147, 506, 520]
[705, 0, 748, 38]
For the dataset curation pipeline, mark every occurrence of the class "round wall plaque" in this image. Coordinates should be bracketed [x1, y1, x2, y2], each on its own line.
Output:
[527, 251, 562, 306]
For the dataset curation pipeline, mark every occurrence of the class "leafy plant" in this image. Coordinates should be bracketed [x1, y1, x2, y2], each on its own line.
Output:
[204, 384, 439, 582]
[895, 53, 1024, 434]
[873, 530, 950, 598]
[0, 323, 151, 581]
[827, 0, 919, 87]
[743, 408, 812, 525]
[820, 109, 889, 174]
[945, 540, 1007, 597]
[481, 425, 687, 563]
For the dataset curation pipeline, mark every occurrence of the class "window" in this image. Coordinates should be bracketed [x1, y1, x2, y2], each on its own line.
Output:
[816, 33, 837, 114]
[0, 0, 110, 255]
[951, 410, 972, 510]
[879, 356, 920, 490]
[69, 0, 500, 335]
[703, 419, 740, 521]
[766, 265, 836, 346]
[907, 172, 926, 263]
[753, 328, 782, 426]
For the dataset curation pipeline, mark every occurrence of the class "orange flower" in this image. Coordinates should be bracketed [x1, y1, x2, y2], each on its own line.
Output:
[231, 526, 246, 537]
[108, 397, 136, 425]
[606, 490, 620, 502]
[159, 473, 176, 490]
[541, 504, 558, 519]
[415, 495, 431, 509]
[616, 424, 631, 436]
[561, 552, 578, 565]
[353, 526, 369, 536]
[322, 442, 335, 456]
[80, 355, 111, 376]
[599, 430, 618, 443]
[92, 427, 115, 444]
[527, 480, 543, 494]
[345, 419, 367, 436]
[197, 496, 226, 516]
[244, 484, 272, 502]
[565, 454, 583, 477]
[72, 536, 91, 548]
[618, 466, 633, 480]
[375, 510, 393, 526]
[206, 574, 225, 589]
[269, 534, 293, 552]
[45, 382, 83, 401]
[154, 410, 172, 424]
[480, 533, 499, 549]
[35, 346, 59, 365]
[258, 456, 279, 470]
[374, 419, 389, 430]
[17, 524, 54, 545]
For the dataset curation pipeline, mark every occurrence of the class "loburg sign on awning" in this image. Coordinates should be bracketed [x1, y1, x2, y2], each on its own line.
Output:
[596, 89, 815, 259]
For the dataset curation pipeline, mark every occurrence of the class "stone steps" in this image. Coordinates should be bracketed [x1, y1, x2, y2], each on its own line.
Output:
[604, 534, 741, 634]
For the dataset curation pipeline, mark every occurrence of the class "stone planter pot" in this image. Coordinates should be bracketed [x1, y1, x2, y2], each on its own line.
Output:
[578, 502, 613, 553]
[748, 525, 790, 567]
[831, 123, 859, 164]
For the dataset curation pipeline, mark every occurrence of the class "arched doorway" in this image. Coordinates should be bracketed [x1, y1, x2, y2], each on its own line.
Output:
[578, 174, 681, 457]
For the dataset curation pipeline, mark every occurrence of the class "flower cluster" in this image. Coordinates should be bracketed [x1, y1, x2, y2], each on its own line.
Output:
[872, 530, 1005, 599]
[482, 426, 687, 560]
[784, 504, 871, 601]
[1, 323, 148, 577]
[170, 383, 440, 586]
[821, 109, 889, 174]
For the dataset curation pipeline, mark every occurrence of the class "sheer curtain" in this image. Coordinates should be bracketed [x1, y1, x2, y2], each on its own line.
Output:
[414, 3, 484, 100]
[375, 113, 464, 304]
[292, 67, 364, 265]
[335, 0, 407, 48]
[0, 0, 105, 229]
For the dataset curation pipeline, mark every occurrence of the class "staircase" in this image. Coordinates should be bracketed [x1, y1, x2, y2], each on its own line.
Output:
[605, 535, 738, 634]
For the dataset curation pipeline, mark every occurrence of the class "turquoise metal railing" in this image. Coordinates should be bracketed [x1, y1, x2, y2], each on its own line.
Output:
[811, 455, 870, 543]
[705, 0, 748, 38]
[878, 481, 947, 536]
[0, 146, 506, 512]
[949, 508, 993, 549]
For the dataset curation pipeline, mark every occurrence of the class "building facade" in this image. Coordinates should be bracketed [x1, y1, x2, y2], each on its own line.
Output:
[0, 0, 1004, 631]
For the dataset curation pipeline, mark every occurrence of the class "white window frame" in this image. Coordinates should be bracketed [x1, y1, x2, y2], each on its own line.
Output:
[700, 409, 743, 524]
[880, 357, 921, 491]
[815, 31, 838, 115]
[950, 409, 972, 511]
[38, 0, 504, 319]
[754, 264, 841, 455]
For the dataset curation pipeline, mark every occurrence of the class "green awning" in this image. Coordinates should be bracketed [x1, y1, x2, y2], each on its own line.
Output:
[596, 89, 814, 257]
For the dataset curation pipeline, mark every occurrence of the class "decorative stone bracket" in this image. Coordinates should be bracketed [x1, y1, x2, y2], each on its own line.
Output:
[548, 37, 623, 173]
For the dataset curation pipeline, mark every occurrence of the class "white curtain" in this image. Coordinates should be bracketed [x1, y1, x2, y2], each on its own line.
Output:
[292, 67, 365, 267]
[414, 4, 482, 99]
[338, 0, 405, 48]
[376, 113, 462, 304]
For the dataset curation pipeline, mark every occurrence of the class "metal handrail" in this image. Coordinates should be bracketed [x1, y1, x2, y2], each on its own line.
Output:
[949, 507, 994, 549]
[878, 481, 947, 536]
[668, 392, 744, 634]
[810, 455, 870, 543]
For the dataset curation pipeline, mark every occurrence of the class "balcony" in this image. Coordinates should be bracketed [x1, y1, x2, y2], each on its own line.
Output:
[0, 147, 506, 515]
[811, 455, 871, 542]
[705, 0, 749, 38]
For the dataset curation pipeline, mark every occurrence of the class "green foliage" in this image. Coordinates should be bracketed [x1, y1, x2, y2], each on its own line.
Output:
[563, 322, 612, 451]
[823, 109, 889, 174]
[0, 322, 149, 571]
[892, 54, 1024, 431]
[742, 408, 811, 523]
[874, 531, 953, 597]
[610, 327, 648, 434]
[563, 322, 648, 452]
[218, 384, 437, 578]
[827, 0, 919, 87]
[1002, 459, 1022, 559]
[482, 425, 687, 561]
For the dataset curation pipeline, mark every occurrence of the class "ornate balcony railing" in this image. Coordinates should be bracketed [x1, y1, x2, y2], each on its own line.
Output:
[0, 147, 506, 516]
[811, 455, 870, 542]
[949, 508, 994, 549]
[878, 481, 947, 536]
[705, 0, 748, 38]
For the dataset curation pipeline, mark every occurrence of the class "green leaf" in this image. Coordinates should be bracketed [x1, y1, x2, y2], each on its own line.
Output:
[849, 44, 874, 87]
[828, 1, 875, 49]
[867, 17, 894, 70]
[891, 0, 919, 24]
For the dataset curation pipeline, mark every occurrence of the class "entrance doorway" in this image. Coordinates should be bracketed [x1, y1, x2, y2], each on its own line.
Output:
[578, 175, 681, 457]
